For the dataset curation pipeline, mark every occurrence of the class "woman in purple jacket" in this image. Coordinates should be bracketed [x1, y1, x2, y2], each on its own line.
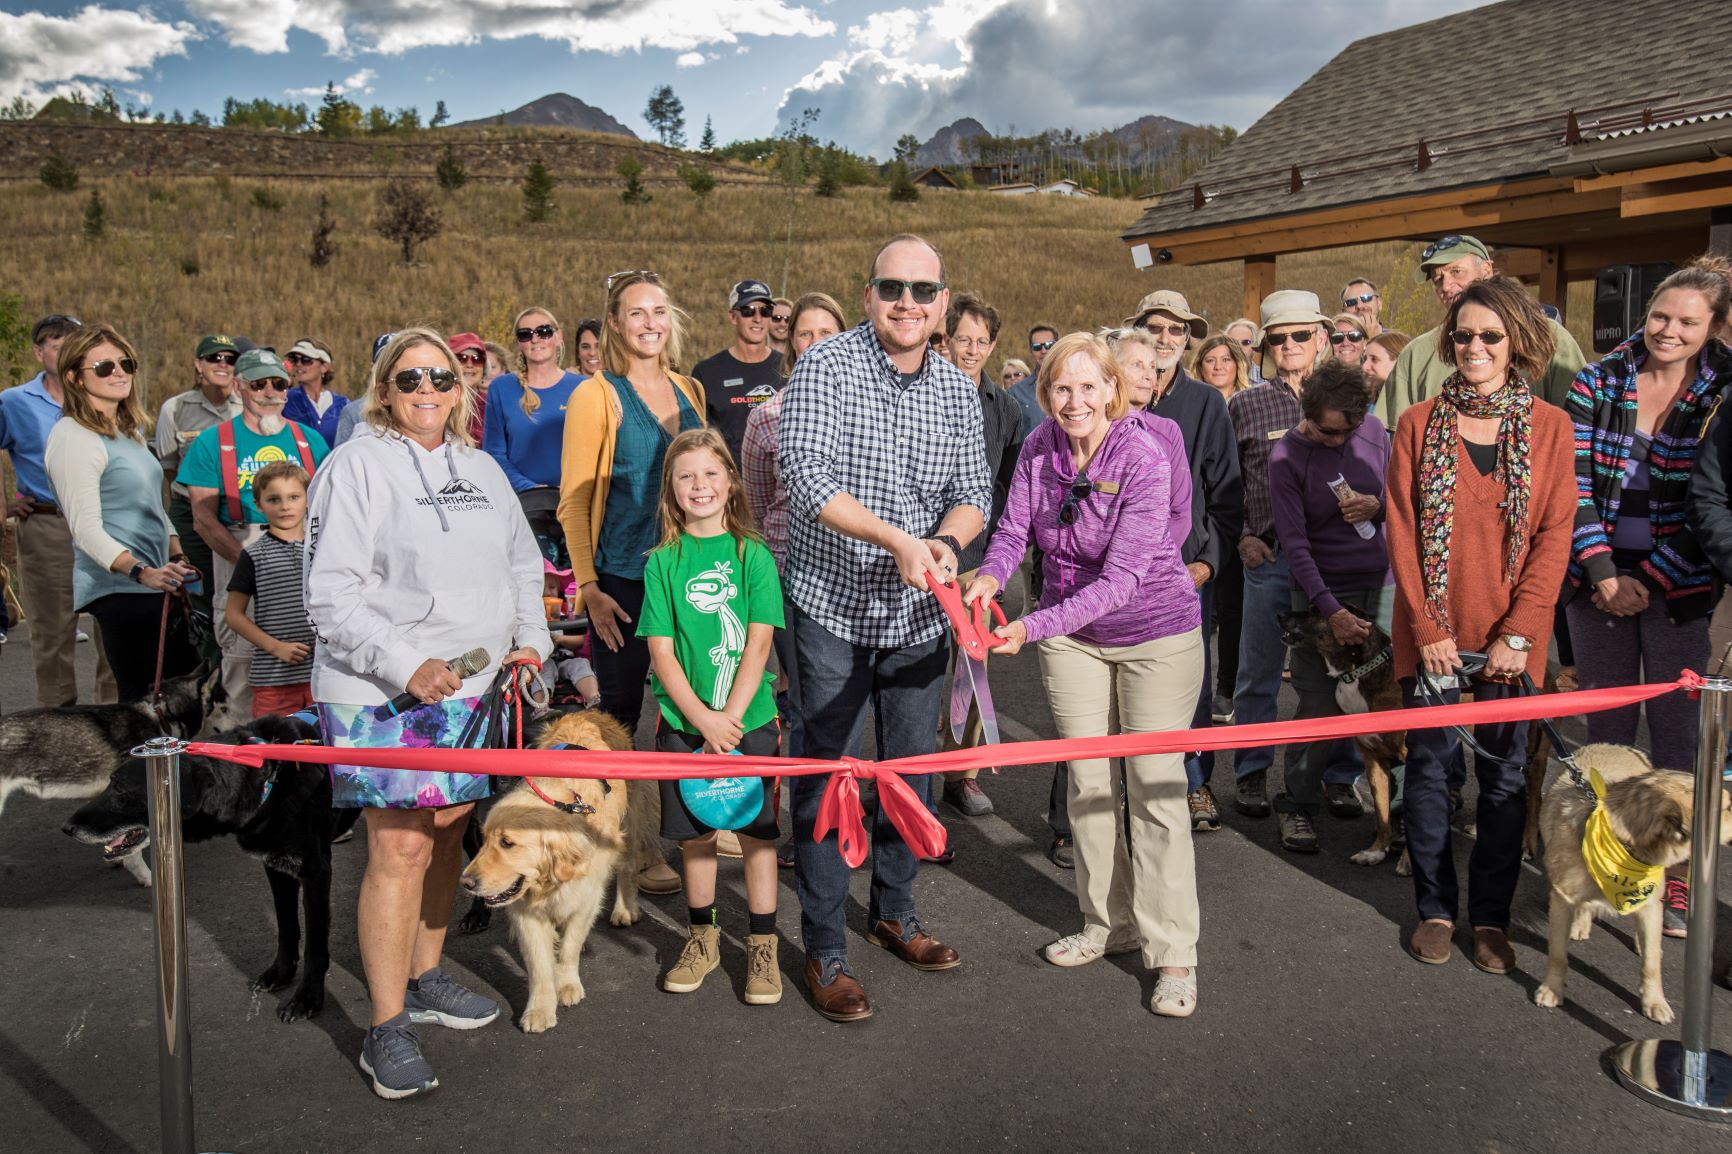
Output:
[967, 331, 1204, 1018]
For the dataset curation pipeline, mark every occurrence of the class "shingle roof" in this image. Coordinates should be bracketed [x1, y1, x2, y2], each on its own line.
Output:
[1124, 0, 1732, 241]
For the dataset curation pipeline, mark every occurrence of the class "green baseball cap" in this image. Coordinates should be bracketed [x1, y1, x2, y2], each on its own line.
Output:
[235, 348, 288, 382]
[196, 333, 238, 359]
[1416, 234, 1492, 279]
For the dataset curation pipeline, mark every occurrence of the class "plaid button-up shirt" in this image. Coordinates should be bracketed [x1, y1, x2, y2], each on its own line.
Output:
[1228, 378, 1303, 543]
[741, 390, 788, 568]
[779, 322, 992, 649]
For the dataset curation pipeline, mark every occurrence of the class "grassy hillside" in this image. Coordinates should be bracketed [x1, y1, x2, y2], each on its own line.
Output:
[1, 174, 1582, 412]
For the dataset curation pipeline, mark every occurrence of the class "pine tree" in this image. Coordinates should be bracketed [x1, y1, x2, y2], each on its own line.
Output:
[679, 164, 716, 209]
[888, 160, 920, 203]
[699, 115, 716, 152]
[436, 144, 467, 191]
[522, 162, 556, 222]
[40, 148, 79, 192]
[82, 189, 104, 240]
[374, 177, 441, 264]
[309, 194, 338, 267]
[814, 148, 840, 198]
[430, 99, 450, 128]
[618, 156, 651, 205]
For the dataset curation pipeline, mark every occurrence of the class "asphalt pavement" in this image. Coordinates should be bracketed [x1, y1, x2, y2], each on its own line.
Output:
[2, 610, 1730, 1154]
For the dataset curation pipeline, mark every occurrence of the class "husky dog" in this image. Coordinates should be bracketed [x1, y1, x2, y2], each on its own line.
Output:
[1, 667, 231, 884]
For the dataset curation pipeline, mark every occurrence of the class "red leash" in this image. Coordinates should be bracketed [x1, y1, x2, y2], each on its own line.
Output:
[502, 658, 589, 815]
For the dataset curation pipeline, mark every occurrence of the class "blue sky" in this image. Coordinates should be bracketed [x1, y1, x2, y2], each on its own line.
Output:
[0, 0, 1489, 157]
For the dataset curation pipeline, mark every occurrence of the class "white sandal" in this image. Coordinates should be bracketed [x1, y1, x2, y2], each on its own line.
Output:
[1044, 927, 1139, 968]
[1151, 969, 1198, 1018]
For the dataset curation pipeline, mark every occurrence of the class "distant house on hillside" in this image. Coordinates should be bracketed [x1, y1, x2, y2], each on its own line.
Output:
[913, 166, 961, 190]
[1039, 179, 1093, 197]
[1120, 0, 1732, 321]
[989, 182, 1038, 196]
[970, 163, 1023, 186]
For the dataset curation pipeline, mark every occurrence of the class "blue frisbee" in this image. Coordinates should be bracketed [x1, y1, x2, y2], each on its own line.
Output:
[679, 750, 764, 830]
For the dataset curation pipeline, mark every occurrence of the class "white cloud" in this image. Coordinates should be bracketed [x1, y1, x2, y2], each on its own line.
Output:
[783, 0, 1484, 156]
[675, 52, 706, 68]
[0, 6, 198, 107]
[286, 67, 376, 98]
[185, 0, 834, 57]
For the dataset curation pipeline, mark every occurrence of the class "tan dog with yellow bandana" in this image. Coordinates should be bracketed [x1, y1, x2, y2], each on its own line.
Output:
[1534, 743, 1732, 1022]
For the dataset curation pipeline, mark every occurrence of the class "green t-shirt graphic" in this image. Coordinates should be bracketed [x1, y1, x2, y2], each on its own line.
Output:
[637, 531, 784, 734]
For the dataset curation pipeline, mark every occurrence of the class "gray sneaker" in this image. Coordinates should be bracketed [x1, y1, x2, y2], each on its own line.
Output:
[359, 1013, 437, 1100]
[403, 968, 499, 1030]
[943, 777, 995, 817]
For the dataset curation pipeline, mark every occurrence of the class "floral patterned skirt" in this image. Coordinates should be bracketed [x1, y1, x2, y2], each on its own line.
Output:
[320, 696, 492, 810]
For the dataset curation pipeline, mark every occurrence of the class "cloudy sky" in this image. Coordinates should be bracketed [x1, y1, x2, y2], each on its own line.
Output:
[1, 0, 1488, 155]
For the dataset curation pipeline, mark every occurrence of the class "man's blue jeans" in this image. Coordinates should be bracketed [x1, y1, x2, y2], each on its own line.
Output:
[790, 603, 948, 965]
[1231, 547, 1360, 785]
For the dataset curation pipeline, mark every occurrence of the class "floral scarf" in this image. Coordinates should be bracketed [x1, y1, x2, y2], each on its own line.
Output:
[1416, 371, 1533, 631]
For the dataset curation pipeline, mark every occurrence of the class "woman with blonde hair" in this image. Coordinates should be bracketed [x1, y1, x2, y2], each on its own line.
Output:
[1191, 333, 1250, 404]
[1362, 330, 1411, 408]
[484, 306, 583, 566]
[1329, 312, 1369, 366]
[967, 331, 1205, 1016]
[306, 327, 550, 1099]
[44, 324, 200, 700]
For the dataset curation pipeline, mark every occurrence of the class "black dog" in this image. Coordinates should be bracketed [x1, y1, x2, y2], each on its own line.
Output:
[64, 715, 359, 1022]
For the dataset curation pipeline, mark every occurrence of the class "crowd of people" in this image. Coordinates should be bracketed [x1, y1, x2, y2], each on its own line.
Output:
[5, 231, 1732, 1102]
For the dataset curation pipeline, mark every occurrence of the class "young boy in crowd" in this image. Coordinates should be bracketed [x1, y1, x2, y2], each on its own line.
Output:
[224, 461, 315, 718]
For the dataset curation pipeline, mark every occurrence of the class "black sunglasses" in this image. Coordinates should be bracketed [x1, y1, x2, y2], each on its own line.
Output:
[247, 378, 291, 392]
[515, 324, 557, 343]
[736, 304, 776, 319]
[869, 278, 945, 305]
[86, 357, 138, 378]
[1030, 339, 1056, 352]
[390, 367, 460, 392]
[201, 352, 237, 365]
[1421, 234, 1462, 262]
[1330, 331, 1366, 345]
[771, 313, 790, 324]
[1264, 329, 1315, 347]
[284, 352, 317, 366]
[1058, 474, 1094, 526]
[1448, 328, 1507, 347]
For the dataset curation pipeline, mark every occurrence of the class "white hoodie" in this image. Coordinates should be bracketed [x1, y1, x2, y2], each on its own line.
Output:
[305, 426, 553, 705]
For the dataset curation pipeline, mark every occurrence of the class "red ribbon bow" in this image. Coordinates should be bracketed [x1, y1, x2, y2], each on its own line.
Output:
[813, 757, 949, 868]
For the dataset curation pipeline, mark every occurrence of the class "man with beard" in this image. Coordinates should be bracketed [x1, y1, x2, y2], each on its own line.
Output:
[1125, 290, 1243, 829]
[179, 348, 329, 715]
[694, 279, 783, 464]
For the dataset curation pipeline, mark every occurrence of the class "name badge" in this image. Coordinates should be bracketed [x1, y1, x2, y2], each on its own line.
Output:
[1093, 481, 1121, 495]
[1267, 427, 1288, 441]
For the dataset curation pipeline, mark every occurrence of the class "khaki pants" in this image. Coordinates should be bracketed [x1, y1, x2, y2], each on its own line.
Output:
[16, 513, 116, 707]
[1037, 628, 1204, 969]
[212, 523, 262, 718]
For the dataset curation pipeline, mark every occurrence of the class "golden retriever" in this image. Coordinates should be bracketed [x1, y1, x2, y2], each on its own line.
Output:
[1533, 742, 1732, 1023]
[460, 711, 649, 1033]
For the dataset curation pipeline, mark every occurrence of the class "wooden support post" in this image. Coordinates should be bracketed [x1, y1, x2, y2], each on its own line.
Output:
[1712, 206, 1732, 257]
[1539, 246, 1565, 322]
[1243, 256, 1277, 325]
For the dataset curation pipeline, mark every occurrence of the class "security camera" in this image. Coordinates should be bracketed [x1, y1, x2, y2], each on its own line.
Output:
[1156, 249, 1173, 263]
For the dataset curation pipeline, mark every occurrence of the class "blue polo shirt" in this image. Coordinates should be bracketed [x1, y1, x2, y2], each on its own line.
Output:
[1008, 374, 1044, 439]
[0, 373, 65, 504]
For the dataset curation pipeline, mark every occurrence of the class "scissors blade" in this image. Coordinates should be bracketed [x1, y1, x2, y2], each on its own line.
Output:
[949, 651, 974, 744]
[964, 654, 1001, 750]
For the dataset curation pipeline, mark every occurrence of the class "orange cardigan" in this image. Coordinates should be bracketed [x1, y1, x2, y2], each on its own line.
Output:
[1386, 397, 1575, 682]
[555, 370, 706, 593]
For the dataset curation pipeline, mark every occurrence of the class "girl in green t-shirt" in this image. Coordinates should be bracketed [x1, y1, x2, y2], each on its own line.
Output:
[637, 428, 785, 1004]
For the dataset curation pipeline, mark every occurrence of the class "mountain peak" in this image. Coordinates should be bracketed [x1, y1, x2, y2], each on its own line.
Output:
[453, 93, 636, 138]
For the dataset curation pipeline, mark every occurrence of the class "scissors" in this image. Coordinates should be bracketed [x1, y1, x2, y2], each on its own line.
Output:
[930, 579, 1009, 753]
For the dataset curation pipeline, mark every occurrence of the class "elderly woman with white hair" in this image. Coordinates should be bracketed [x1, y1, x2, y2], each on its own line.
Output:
[305, 328, 552, 1101]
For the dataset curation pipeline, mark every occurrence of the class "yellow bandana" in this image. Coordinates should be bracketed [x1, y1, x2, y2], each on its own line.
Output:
[1580, 768, 1664, 913]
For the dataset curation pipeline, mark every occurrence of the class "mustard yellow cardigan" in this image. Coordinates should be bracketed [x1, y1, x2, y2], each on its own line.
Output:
[556, 370, 707, 593]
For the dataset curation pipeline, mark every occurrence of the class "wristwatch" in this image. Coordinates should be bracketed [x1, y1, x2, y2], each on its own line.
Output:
[1501, 634, 1533, 652]
[934, 534, 962, 561]
[128, 562, 147, 583]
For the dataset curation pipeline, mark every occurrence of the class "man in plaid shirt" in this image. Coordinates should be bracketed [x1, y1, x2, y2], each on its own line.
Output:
[779, 234, 992, 1022]
[1227, 290, 1365, 820]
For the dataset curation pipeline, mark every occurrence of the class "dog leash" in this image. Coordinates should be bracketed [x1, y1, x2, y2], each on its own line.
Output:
[1414, 652, 1593, 806]
[490, 657, 606, 817]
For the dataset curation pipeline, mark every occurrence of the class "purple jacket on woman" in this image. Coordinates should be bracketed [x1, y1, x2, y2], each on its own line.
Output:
[979, 416, 1200, 648]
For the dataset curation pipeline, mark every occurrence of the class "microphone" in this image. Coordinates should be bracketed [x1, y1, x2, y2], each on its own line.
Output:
[373, 648, 491, 720]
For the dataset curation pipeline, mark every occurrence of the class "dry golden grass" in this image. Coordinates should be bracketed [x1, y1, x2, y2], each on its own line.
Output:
[1, 175, 1594, 411]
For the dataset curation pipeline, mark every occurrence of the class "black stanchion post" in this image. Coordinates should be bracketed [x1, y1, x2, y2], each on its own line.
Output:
[136, 735, 198, 1153]
[1609, 674, 1732, 1119]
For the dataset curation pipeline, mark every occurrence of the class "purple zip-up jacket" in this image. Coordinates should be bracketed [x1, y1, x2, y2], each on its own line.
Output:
[1130, 408, 1193, 544]
[979, 416, 1200, 647]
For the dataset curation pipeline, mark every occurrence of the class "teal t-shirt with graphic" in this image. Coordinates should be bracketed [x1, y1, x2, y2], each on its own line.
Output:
[175, 418, 330, 524]
[636, 531, 784, 734]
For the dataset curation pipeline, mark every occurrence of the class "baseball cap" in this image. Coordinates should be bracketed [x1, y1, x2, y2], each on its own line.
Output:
[195, 334, 238, 359]
[285, 339, 331, 364]
[235, 349, 289, 382]
[1123, 290, 1207, 339]
[448, 332, 485, 356]
[1416, 234, 1491, 279]
[372, 332, 398, 363]
[728, 280, 773, 310]
[31, 314, 81, 343]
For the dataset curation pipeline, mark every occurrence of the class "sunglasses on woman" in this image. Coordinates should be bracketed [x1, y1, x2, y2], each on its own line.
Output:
[1448, 328, 1507, 347]
[247, 378, 291, 392]
[1058, 474, 1095, 526]
[86, 357, 138, 378]
[283, 352, 319, 366]
[868, 278, 946, 305]
[1263, 328, 1315, 347]
[515, 324, 557, 343]
[202, 352, 237, 366]
[1329, 330, 1366, 345]
[390, 367, 460, 392]
[606, 269, 660, 290]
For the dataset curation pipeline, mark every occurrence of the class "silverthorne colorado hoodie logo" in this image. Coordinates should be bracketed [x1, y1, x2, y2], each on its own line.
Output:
[415, 477, 494, 512]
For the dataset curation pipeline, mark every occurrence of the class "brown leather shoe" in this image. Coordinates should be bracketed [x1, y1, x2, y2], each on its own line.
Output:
[867, 919, 962, 971]
[1408, 920, 1454, 965]
[1472, 926, 1516, 975]
[804, 959, 872, 1022]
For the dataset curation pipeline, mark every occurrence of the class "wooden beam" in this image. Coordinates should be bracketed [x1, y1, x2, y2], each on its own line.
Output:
[1622, 182, 1732, 219]
[1559, 226, 1713, 277]
[1574, 156, 1732, 192]
[1243, 257, 1277, 324]
[1494, 249, 1543, 278]
[1539, 247, 1564, 320]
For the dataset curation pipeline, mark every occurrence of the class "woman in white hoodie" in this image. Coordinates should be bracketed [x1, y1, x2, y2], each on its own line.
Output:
[305, 328, 551, 1100]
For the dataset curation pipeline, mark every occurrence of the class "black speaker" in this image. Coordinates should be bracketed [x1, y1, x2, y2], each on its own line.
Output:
[1592, 262, 1677, 353]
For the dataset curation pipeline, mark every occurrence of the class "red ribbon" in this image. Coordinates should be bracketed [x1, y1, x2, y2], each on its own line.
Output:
[185, 670, 1702, 862]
